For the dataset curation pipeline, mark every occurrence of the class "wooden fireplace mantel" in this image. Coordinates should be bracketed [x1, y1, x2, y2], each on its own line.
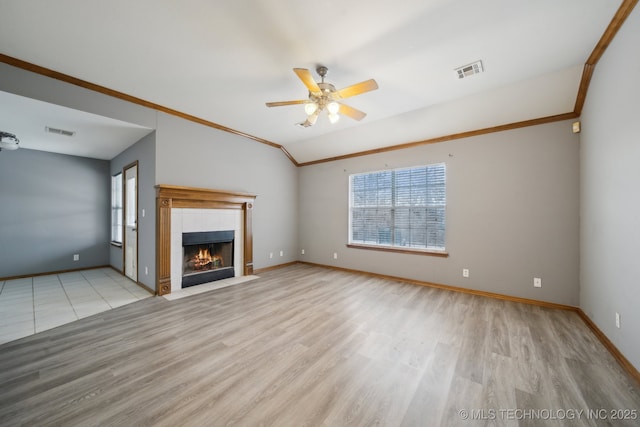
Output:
[155, 185, 256, 296]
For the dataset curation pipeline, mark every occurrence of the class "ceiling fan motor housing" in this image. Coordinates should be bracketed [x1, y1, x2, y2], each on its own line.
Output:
[317, 82, 336, 94]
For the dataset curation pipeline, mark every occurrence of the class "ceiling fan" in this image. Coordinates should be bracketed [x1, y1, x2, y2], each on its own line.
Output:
[266, 66, 378, 127]
[0, 131, 20, 151]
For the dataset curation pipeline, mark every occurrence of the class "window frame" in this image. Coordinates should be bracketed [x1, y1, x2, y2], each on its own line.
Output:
[111, 172, 123, 246]
[348, 163, 448, 257]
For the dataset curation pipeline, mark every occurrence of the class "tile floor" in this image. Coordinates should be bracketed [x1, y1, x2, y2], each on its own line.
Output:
[0, 267, 153, 345]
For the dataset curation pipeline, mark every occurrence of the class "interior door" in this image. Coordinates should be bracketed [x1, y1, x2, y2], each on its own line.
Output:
[124, 163, 138, 282]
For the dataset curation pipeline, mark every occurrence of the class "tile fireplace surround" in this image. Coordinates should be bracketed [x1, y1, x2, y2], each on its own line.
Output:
[156, 185, 256, 296]
[171, 210, 241, 293]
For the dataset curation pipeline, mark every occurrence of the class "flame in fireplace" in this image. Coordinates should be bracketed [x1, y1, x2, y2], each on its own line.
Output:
[195, 248, 212, 266]
[190, 248, 224, 271]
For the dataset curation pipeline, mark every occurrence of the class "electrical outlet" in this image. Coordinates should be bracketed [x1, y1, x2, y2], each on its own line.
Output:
[73, 254, 79, 261]
[142, 208, 145, 217]
[145, 266, 148, 275]
[333, 252, 338, 259]
[462, 268, 469, 278]
[301, 249, 305, 255]
[269, 252, 273, 259]
[534, 277, 542, 288]
[616, 312, 620, 328]
[279, 250, 283, 257]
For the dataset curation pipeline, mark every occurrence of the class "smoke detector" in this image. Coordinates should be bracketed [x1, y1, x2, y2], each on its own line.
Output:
[455, 60, 484, 79]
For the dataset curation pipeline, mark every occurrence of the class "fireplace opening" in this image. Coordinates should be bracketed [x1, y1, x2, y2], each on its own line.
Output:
[182, 230, 234, 288]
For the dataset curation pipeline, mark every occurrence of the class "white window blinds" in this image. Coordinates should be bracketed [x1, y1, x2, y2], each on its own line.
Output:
[349, 164, 446, 250]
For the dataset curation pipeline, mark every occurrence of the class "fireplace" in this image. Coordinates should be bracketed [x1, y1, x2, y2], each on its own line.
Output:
[182, 230, 235, 288]
[156, 185, 255, 296]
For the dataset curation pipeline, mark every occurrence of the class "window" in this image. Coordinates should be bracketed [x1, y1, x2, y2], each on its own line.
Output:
[111, 173, 123, 245]
[349, 164, 446, 252]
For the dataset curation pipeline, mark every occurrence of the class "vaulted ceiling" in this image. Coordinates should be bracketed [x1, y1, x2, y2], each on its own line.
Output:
[0, 0, 632, 164]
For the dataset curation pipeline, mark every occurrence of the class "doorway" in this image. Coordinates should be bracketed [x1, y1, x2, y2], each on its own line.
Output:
[123, 161, 138, 282]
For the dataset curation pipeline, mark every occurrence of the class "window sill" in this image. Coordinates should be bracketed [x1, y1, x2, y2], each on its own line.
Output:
[110, 241, 123, 248]
[347, 243, 449, 257]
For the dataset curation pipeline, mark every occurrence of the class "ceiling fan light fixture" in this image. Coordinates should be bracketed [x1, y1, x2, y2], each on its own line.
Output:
[328, 113, 340, 124]
[327, 101, 339, 115]
[0, 131, 20, 151]
[304, 102, 318, 116]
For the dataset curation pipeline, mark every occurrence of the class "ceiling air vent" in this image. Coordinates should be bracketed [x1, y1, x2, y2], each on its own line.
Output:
[455, 60, 484, 79]
[45, 126, 75, 137]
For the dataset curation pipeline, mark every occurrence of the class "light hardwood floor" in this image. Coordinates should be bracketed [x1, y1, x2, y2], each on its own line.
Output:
[0, 264, 638, 426]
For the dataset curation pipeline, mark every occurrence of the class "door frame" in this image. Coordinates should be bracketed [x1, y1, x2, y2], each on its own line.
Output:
[122, 161, 139, 282]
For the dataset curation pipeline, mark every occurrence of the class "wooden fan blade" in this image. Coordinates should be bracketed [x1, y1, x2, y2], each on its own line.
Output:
[293, 68, 321, 93]
[265, 100, 307, 107]
[338, 103, 367, 121]
[335, 79, 379, 99]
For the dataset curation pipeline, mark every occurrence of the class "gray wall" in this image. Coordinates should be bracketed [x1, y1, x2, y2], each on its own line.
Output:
[0, 148, 110, 277]
[110, 132, 156, 290]
[580, 6, 640, 370]
[155, 112, 298, 270]
[299, 120, 580, 305]
[0, 62, 156, 129]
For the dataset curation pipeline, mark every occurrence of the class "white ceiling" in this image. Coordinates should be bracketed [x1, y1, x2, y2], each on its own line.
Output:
[0, 0, 623, 163]
[0, 91, 153, 160]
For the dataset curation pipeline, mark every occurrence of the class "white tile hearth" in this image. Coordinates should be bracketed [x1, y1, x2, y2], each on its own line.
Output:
[163, 275, 259, 301]
[0, 268, 153, 345]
